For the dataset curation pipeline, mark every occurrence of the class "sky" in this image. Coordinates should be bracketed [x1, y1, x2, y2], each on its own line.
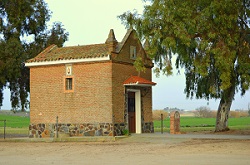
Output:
[1, 0, 250, 111]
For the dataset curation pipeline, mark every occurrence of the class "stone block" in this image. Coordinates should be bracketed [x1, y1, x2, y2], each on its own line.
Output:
[95, 129, 103, 136]
[88, 130, 95, 136]
[83, 132, 90, 136]
[108, 131, 113, 136]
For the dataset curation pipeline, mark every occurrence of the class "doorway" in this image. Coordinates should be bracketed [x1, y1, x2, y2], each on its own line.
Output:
[128, 92, 135, 133]
[127, 89, 141, 134]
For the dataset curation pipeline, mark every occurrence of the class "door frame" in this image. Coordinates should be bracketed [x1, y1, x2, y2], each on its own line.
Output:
[127, 89, 141, 134]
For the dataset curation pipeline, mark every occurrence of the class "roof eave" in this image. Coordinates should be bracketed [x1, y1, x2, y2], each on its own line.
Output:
[25, 55, 111, 67]
[123, 83, 156, 87]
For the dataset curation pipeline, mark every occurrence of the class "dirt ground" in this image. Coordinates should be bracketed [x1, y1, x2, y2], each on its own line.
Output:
[1, 133, 250, 165]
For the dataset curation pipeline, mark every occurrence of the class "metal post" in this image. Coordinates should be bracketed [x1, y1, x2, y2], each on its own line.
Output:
[125, 90, 129, 135]
[56, 116, 58, 138]
[161, 114, 163, 134]
[112, 115, 115, 137]
[127, 113, 129, 135]
[4, 120, 6, 139]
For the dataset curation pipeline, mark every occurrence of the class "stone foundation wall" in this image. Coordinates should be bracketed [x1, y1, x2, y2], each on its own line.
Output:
[29, 123, 113, 138]
[142, 122, 154, 133]
[29, 122, 154, 138]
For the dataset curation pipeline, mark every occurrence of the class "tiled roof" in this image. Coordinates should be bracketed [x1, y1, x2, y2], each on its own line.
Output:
[27, 43, 110, 63]
[116, 29, 133, 53]
[123, 75, 156, 86]
[26, 29, 152, 64]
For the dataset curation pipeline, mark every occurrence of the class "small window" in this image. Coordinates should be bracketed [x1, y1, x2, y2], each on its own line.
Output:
[65, 78, 73, 90]
[64, 76, 74, 93]
[130, 46, 136, 59]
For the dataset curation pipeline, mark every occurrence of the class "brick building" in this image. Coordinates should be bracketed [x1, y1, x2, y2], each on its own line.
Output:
[25, 29, 156, 138]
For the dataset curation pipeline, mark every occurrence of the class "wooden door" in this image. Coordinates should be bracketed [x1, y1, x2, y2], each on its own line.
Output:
[128, 92, 135, 133]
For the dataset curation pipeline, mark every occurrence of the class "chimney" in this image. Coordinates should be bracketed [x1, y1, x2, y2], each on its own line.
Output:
[105, 29, 118, 53]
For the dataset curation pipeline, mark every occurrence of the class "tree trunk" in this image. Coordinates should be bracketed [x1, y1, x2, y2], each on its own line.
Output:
[215, 99, 231, 131]
[215, 87, 235, 132]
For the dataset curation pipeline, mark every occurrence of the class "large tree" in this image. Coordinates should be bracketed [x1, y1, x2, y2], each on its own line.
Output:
[0, 0, 68, 111]
[119, 0, 250, 131]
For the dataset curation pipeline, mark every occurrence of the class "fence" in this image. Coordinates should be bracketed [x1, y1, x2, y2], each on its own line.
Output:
[0, 113, 30, 139]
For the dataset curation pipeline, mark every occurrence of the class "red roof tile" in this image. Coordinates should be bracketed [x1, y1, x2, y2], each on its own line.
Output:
[26, 29, 153, 65]
[123, 76, 156, 86]
[26, 43, 110, 63]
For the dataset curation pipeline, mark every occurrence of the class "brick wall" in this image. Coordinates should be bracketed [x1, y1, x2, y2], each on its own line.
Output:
[141, 87, 153, 123]
[111, 30, 153, 68]
[111, 63, 153, 123]
[30, 62, 113, 124]
[111, 30, 153, 124]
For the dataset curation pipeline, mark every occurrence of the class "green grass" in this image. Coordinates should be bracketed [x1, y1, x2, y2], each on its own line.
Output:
[227, 117, 250, 126]
[1, 114, 250, 135]
[154, 117, 250, 132]
[154, 127, 215, 133]
[0, 127, 29, 134]
[154, 117, 215, 128]
[0, 114, 30, 128]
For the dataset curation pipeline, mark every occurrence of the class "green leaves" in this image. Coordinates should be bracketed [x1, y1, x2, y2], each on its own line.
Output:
[119, 0, 250, 101]
[134, 57, 146, 74]
[0, 0, 68, 111]
[46, 22, 69, 48]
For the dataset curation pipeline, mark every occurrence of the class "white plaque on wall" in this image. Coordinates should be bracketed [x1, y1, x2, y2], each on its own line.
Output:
[66, 65, 72, 75]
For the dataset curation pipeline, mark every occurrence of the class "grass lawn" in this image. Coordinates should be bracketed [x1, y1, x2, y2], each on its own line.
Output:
[0, 114, 249, 135]
[0, 114, 30, 135]
[154, 117, 250, 132]
[0, 114, 30, 128]
[0, 127, 29, 135]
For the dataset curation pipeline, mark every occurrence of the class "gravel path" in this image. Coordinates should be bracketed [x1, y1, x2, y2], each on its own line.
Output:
[1, 133, 250, 165]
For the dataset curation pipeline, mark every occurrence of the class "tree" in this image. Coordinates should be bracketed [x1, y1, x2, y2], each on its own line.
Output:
[119, 0, 250, 131]
[0, 0, 68, 111]
[195, 106, 212, 118]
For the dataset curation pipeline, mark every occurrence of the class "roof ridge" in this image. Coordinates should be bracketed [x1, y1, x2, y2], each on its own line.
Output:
[61, 43, 107, 48]
[26, 43, 110, 63]
[38, 44, 58, 56]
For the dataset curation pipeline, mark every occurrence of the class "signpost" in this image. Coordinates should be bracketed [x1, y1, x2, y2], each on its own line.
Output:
[161, 114, 163, 134]
[0, 120, 6, 139]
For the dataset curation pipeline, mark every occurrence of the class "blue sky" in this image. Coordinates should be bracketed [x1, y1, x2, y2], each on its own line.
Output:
[1, 0, 250, 110]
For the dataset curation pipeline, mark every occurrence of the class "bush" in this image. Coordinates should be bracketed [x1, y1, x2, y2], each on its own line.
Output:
[194, 106, 213, 118]
[152, 110, 168, 120]
[122, 129, 129, 135]
[210, 111, 217, 118]
[230, 111, 249, 118]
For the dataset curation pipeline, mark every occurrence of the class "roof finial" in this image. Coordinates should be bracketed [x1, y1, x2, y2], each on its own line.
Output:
[105, 29, 118, 44]
[105, 29, 118, 52]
